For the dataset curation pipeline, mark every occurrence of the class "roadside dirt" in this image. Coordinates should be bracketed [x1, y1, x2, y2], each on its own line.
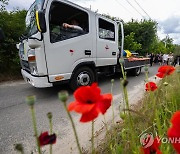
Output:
[0, 74, 22, 83]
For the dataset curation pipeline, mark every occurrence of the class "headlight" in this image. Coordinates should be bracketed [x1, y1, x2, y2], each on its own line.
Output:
[28, 49, 39, 76]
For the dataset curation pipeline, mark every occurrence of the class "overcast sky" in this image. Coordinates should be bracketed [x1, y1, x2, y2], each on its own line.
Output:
[6, 0, 180, 44]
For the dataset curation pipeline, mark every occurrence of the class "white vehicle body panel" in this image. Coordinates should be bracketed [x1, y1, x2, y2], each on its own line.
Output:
[95, 15, 118, 66]
[43, 0, 97, 82]
[21, 69, 52, 87]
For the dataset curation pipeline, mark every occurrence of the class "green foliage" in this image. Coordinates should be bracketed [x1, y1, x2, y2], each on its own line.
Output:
[124, 20, 157, 54]
[161, 36, 175, 53]
[149, 39, 167, 54]
[0, 9, 27, 74]
[173, 45, 180, 56]
[124, 32, 142, 51]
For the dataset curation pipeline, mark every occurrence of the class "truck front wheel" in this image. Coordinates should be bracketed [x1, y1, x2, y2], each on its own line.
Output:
[70, 66, 95, 90]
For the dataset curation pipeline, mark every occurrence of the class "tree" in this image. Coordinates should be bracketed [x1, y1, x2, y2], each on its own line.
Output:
[124, 32, 142, 51]
[124, 20, 157, 55]
[161, 35, 175, 53]
[149, 39, 167, 54]
[173, 45, 180, 56]
[0, 9, 27, 75]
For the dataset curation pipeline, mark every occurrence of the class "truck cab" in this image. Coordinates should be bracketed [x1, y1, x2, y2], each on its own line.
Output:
[18, 0, 119, 89]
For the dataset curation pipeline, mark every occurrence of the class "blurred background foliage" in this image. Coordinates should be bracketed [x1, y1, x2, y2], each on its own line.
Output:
[0, 0, 27, 78]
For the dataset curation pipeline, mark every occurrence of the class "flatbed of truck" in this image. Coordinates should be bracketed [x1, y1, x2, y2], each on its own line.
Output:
[123, 57, 150, 69]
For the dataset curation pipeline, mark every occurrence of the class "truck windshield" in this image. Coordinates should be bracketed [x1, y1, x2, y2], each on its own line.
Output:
[25, 2, 38, 37]
[25, 0, 45, 37]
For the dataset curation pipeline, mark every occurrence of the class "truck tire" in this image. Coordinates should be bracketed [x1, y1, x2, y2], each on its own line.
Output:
[131, 67, 141, 76]
[70, 66, 95, 90]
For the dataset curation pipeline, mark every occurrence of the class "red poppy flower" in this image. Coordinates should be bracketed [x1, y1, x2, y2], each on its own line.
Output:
[156, 65, 175, 78]
[141, 137, 162, 154]
[167, 111, 180, 153]
[145, 82, 158, 91]
[38, 132, 56, 147]
[68, 83, 112, 122]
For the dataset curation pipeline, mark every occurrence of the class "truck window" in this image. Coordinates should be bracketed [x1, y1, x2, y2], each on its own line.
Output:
[98, 18, 115, 41]
[49, 1, 89, 43]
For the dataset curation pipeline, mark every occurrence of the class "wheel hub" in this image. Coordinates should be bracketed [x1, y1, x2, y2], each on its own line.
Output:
[77, 72, 90, 86]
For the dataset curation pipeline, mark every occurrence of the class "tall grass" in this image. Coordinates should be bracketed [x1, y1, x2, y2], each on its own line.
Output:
[97, 66, 180, 154]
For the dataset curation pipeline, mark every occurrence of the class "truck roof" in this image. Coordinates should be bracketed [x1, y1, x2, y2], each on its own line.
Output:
[43, 0, 118, 24]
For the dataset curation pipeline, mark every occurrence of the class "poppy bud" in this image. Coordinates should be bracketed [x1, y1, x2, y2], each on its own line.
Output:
[119, 58, 124, 64]
[26, 95, 36, 106]
[58, 91, 69, 103]
[111, 79, 114, 83]
[47, 112, 53, 119]
[144, 66, 148, 72]
[122, 79, 129, 87]
[120, 112, 126, 120]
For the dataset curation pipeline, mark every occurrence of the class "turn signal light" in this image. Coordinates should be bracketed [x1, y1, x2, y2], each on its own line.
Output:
[55, 76, 64, 80]
[28, 56, 36, 62]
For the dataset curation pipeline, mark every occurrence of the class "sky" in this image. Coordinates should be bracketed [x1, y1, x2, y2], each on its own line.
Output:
[5, 0, 180, 44]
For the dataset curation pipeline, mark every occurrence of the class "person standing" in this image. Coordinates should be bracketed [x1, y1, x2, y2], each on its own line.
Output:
[163, 53, 168, 65]
[168, 52, 174, 65]
[158, 53, 163, 65]
[150, 53, 154, 66]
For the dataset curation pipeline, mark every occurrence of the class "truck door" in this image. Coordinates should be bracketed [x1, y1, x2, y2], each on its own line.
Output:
[43, 1, 93, 82]
[96, 16, 118, 66]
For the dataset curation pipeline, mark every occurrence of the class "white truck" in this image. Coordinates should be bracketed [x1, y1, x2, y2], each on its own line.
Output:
[17, 0, 150, 90]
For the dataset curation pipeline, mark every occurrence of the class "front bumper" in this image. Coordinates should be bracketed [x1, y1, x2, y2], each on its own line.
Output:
[21, 69, 53, 88]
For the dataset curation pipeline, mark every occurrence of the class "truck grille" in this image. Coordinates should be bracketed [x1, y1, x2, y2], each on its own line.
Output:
[21, 60, 30, 73]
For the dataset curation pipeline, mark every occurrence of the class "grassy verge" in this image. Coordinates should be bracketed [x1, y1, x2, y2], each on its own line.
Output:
[96, 66, 180, 154]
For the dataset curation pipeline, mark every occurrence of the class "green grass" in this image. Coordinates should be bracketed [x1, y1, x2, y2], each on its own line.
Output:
[96, 66, 180, 154]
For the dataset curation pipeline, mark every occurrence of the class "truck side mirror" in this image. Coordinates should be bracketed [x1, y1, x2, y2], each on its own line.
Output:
[0, 28, 5, 41]
[36, 10, 47, 33]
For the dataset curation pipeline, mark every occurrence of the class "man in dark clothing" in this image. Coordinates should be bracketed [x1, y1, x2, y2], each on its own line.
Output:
[173, 56, 180, 66]
[150, 53, 154, 66]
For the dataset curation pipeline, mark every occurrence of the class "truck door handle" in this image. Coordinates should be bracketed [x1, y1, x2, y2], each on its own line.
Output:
[85, 50, 91, 55]
[112, 52, 116, 56]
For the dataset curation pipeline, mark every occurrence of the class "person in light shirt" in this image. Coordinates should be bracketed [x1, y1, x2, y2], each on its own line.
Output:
[168, 52, 174, 65]
[62, 19, 83, 31]
[163, 53, 168, 65]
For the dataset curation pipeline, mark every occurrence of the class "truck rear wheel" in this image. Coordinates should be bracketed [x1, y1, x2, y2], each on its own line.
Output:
[70, 66, 95, 90]
[131, 67, 141, 76]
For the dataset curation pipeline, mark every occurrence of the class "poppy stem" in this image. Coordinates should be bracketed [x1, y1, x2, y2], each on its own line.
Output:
[91, 120, 95, 154]
[120, 63, 137, 151]
[30, 106, 41, 154]
[48, 113, 53, 154]
[120, 63, 126, 79]
[145, 71, 149, 82]
[62, 102, 82, 154]
[111, 79, 115, 124]
[103, 115, 109, 134]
